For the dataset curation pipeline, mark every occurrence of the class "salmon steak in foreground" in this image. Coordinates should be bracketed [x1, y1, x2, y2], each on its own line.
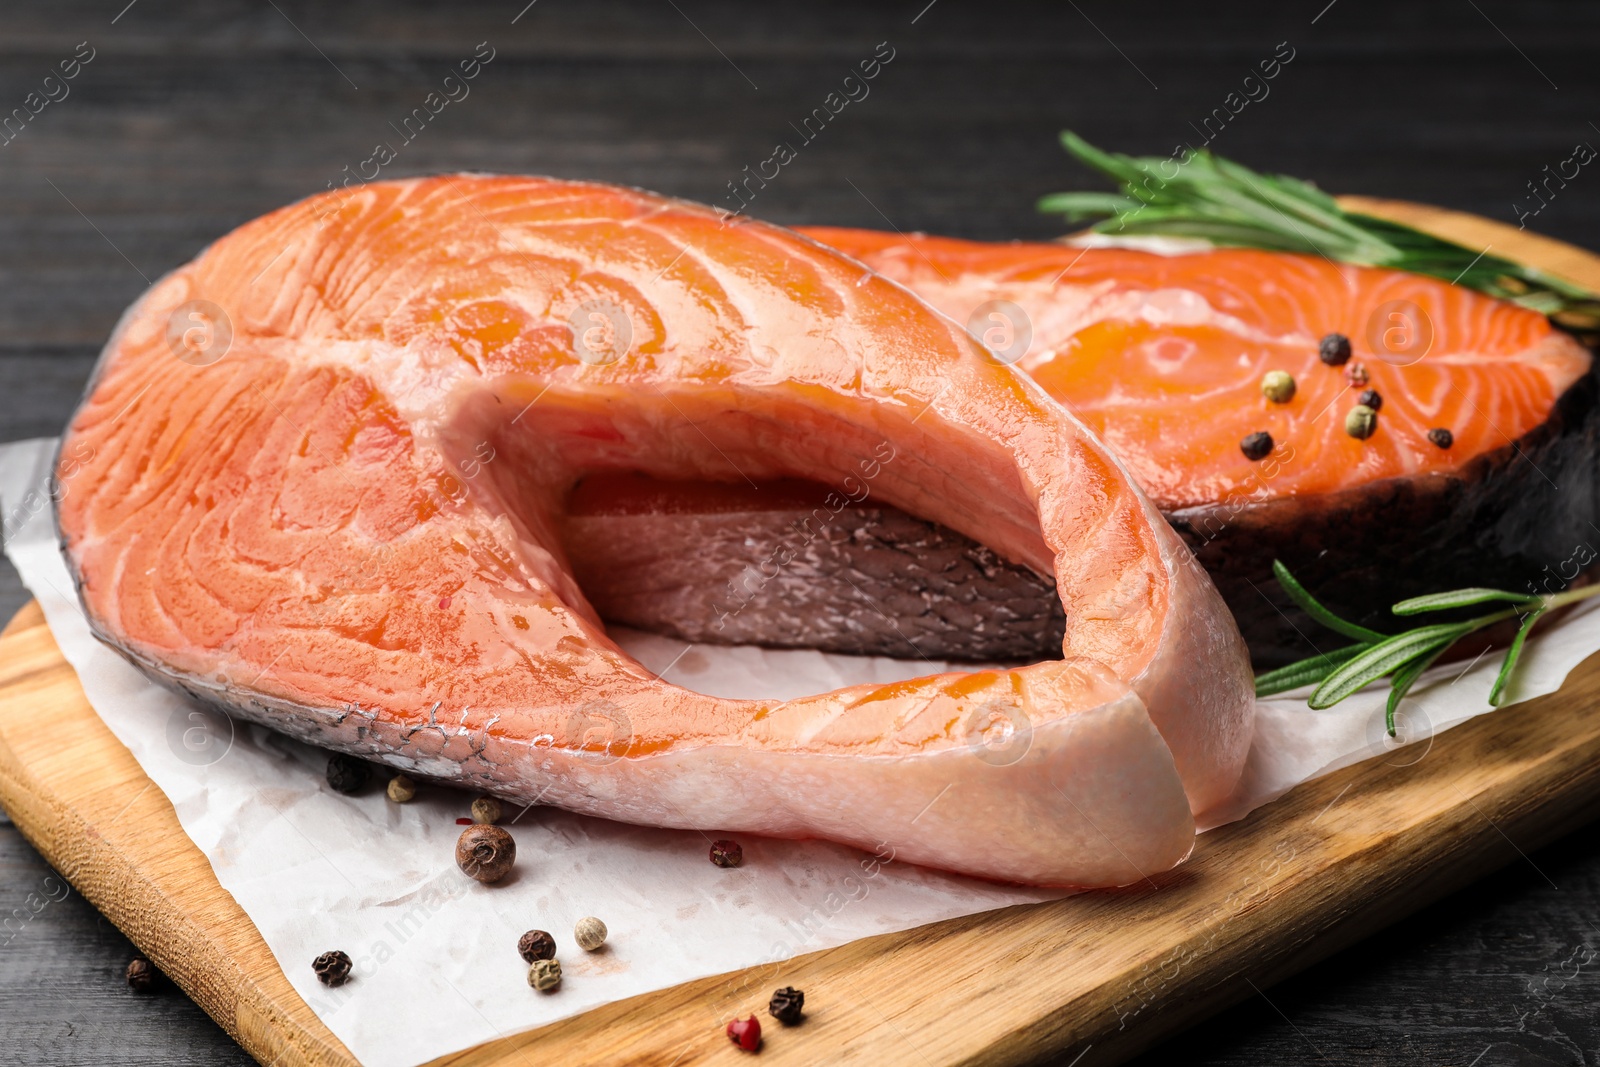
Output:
[54, 176, 1253, 886]
[800, 228, 1598, 667]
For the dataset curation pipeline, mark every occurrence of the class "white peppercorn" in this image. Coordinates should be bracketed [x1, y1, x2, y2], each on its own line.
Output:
[574, 916, 607, 952]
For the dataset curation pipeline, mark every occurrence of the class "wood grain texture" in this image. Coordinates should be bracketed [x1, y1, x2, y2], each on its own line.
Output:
[1, 197, 1599, 1065]
[0, 603, 357, 1067]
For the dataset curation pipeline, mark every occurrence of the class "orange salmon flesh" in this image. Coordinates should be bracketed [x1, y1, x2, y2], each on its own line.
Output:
[55, 177, 1255, 887]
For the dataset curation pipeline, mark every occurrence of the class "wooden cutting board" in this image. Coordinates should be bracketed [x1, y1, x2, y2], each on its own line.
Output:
[2, 199, 1599, 1067]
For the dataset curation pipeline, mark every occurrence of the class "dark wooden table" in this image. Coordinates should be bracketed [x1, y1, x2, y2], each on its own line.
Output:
[2, 2, 1598, 1063]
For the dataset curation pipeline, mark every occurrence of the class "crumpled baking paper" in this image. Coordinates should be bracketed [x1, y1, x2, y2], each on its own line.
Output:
[4, 435, 1598, 1066]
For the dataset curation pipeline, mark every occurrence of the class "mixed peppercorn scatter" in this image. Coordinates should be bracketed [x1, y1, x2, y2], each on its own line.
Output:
[1239, 431, 1273, 461]
[313, 950, 353, 987]
[1260, 369, 1296, 403]
[710, 839, 744, 868]
[1345, 404, 1379, 440]
[325, 754, 370, 795]
[769, 986, 805, 1026]
[574, 916, 608, 951]
[518, 930, 556, 963]
[726, 1015, 762, 1051]
[1318, 332, 1352, 366]
[125, 957, 157, 993]
[456, 824, 516, 883]
[471, 795, 503, 824]
[528, 958, 562, 992]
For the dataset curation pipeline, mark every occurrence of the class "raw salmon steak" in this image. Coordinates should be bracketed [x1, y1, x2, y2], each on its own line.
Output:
[54, 177, 1253, 886]
[801, 227, 1598, 665]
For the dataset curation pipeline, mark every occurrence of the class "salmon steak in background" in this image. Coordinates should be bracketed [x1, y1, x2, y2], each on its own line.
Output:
[799, 227, 1600, 667]
[52, 176, 1254, 887]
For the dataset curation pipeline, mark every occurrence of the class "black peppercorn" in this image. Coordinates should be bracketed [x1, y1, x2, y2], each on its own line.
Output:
[1358, 388, 1382, 412]
[1319, 333, 1352, 366]
[769, 986, 805, 1026]
[313, 950, 353, 987]
[710, 839, 743, 868]
[518, 929, 556, 963]
[326, 754, 370, 795]
[125, 957, 158, 993]
[1427, 427, 1453, 448]
[1239, 431, 1273, 461]
[456, 824, 517, 883]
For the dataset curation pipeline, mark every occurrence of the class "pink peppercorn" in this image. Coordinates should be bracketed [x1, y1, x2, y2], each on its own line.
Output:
[726, 1015, 762, 1051]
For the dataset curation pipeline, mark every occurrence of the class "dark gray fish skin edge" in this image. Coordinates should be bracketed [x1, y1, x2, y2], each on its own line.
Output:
[1170, 349, 1600, 668]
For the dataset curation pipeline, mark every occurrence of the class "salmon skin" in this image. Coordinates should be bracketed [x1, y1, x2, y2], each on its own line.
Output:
[54, 177, 1253, 887]
[562, 471, 1066, 661]
[800, 227, 1598, 666]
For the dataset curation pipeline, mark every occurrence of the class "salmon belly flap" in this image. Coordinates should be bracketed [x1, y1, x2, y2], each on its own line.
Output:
[54, 177, 1254, 887]
[800, 227, 1599, 666]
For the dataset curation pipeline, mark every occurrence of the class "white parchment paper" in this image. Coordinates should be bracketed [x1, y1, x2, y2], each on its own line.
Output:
[4, 434, 1599, 1065]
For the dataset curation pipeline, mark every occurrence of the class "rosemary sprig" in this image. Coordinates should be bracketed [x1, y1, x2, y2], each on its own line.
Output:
[1039, 131, 1600, 319]
[1253, 562, 1600, 735]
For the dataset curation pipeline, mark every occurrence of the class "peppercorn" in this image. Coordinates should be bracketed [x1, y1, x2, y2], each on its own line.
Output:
[1345, 404, 1378, 440]
[710, 839, 743, 868]
[1358, 388, 1382, 412]
[125, 957, 157, 993]
[456, 824, 516, 883]
[1344, 362, 1370, 388]
[528, 957, 562, 992]
[1239, 431, 1273, 461]
[386, 775, 416, 803]
[471, 795, 503, 825]
[726, 1015, 762, 1052]
[1427, 427, 1454, 449]
[574, 916, 608, 952]
[518, 929, 556, 963]
[1319, 333, 1352, 366]
[313, 950, 353, 987]
[769, 986, 805, 1026]
[1260, 370, 1296, 404]
[326, 754, 370, 795]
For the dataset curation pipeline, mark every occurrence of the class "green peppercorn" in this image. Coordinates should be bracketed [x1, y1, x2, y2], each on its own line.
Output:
[528, 957, 562, 992]
[1260, 370, 1296, 404]
[471, 795, 503, 824]
[1345, 404, 1378, 440]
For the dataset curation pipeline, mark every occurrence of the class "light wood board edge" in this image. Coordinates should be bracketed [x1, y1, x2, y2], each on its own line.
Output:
[0, 602, 358, 1067]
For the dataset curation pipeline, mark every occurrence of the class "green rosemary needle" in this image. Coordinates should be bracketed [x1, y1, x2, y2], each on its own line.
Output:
[1253, 561, 1600, 735]
[1039, 132, 1600, 319]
